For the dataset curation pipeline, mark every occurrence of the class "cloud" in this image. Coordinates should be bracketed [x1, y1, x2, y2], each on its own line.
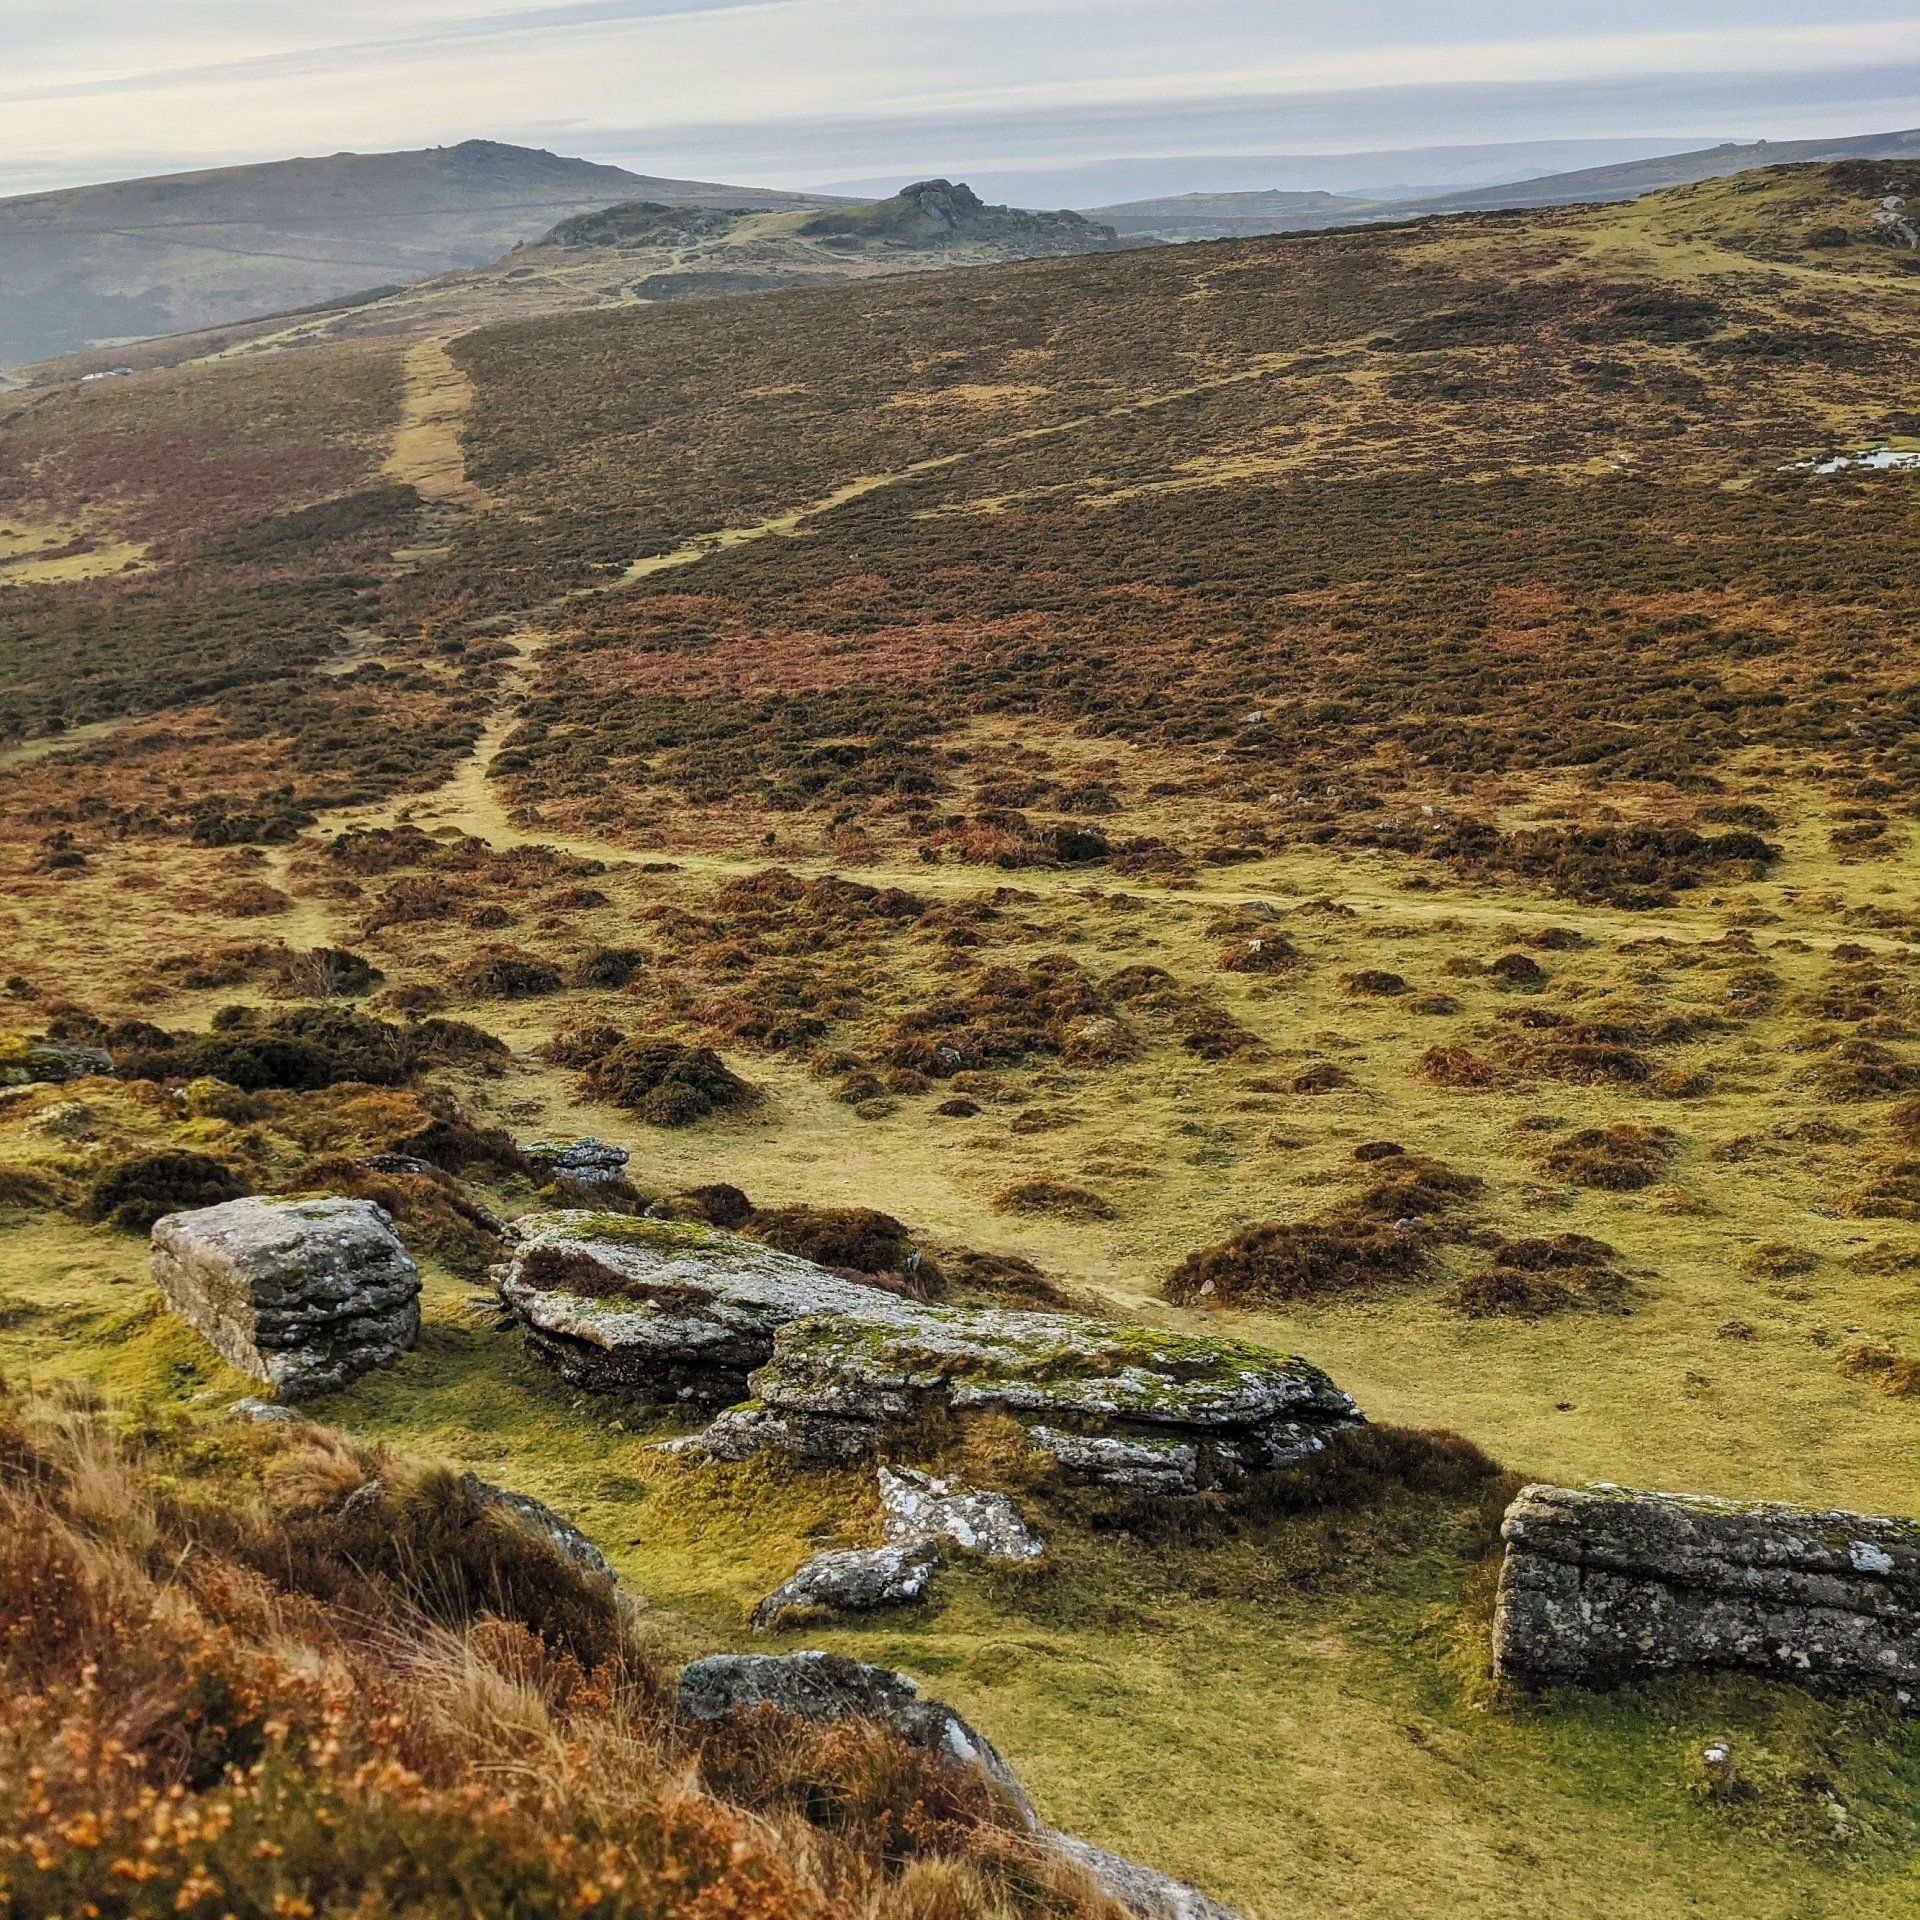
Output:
[3, 1, 1916, 196]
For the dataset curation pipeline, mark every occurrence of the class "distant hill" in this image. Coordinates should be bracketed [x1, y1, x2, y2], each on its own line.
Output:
[1396, 127, 1920, 216]
[0, 140, 833, 366]
[1088, 189, 1377, 241]
[1090, 128, 1920, 242]
[25, 180, 1127, 382]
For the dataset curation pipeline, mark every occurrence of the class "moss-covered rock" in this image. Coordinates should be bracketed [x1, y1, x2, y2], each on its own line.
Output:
[498, 1213, 1361, 1492]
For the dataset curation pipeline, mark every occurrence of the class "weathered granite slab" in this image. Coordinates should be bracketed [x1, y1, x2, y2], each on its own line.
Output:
[751, 1540, 939, 1630]
[496, 1212, 897, 1404]
[498, 1213, 1361, 1493]
[152, 1196, 419, 1400]
[1494, 1482, 1920, 1698]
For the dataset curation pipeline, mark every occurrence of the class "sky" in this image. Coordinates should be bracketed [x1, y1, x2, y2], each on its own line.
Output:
[2, 1, 1918, 200]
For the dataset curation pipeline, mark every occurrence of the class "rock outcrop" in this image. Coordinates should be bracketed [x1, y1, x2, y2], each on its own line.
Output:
[751, 1540, 939, 1631]
[879, 1466, 1045, 1562]
[151, 1196, 420, 1399]
[680, 1651, 1034, 1819]
[498, 1213, 1360, 1492]
[1, 1035, 113, 1086]
[1044, 1831, 1244, 1920]
[520, 1138, 630, 1186]
[456, 1473, 618, 1585]
[497, 1213, 886, 1404]
[677, 1652, 1243, 1919]
[753, 1469, 1041, 1629]
[1494, 1482, 1920, 1699]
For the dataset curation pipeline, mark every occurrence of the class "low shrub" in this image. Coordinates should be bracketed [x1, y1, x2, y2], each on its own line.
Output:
[1443, 1235, 1626, 1318]
[113, 1007, 505, 1091]
[1538, 1123, 1676, 1190]
[579, 1037, 755, 1125]
[1217, 932, 1299, 974]
[456, 948, 564, 999]
[1341, 969, 1408, 997]
[1419, 1045, 1499, 1089]
[1165, 1155, 1479, 1305]
[83, 1149, 248, 1230]
[990, 1180, 1115, 1222]
[1838, 1341, 1920, 1397]
[746, 1204, 930, 1282]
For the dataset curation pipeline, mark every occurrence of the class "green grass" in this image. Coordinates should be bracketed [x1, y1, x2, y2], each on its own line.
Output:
[1, 1230, 1915, 1918]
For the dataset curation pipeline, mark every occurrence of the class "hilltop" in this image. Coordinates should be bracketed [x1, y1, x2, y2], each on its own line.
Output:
[0, 139, 832, 366]
[2, 159, 1919, 1918]
[24, 179, 1127, 381]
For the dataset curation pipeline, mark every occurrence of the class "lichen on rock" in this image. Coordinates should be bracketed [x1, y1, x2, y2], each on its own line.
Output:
[498, 1213, 1361, 1492]
[1494, 1481, 1920, 1699]
[151, 1195, 420, 1399]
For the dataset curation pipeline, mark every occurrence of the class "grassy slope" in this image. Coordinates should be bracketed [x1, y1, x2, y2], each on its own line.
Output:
[1, 161, 1919, 1917]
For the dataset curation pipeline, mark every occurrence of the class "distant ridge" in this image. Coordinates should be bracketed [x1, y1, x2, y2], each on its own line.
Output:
[23, 178, 1128, 383]
[0, 139, 834, 366]
[1089, 127, 1920, 242]
[1397, 127, 1920, 214]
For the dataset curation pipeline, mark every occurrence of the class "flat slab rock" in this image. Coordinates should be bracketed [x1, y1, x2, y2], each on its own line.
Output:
[678, 1653, 1242, 1920]
[152, 1196, 420, 1400]
[497, 1212, 892, 1405]
[500, 1213, 1360, 1492]
[1494, 1482, 1920, 1699]
[751, 1539, 938, 1631]
[880, 1466, 1045, 1562]
[520, 1138, 630, 1185]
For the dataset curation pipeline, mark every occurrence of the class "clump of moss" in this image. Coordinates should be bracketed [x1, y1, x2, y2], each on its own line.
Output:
[1443, 1235, 1627, 1318]
[0, 1162, 76, 1212]
[1539, 1123, 1676, 1190]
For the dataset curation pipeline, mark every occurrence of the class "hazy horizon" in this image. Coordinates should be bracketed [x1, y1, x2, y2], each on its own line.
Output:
[3, 3, 1917, 202]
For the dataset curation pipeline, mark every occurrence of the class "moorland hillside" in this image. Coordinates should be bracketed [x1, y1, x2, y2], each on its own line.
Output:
[1, 159, 1918, 1918]
[22, 179, 1128, 384]
[0, 139, 833, 367]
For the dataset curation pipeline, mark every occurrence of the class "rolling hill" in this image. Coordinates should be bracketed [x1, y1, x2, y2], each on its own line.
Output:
[1092, 125, 1920, 240]
[3, 159, 1920, 1920]
[0, 138, 833, 367]
[23, 180, 1128, 382]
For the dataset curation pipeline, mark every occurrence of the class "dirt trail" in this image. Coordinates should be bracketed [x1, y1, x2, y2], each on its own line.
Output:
[299, 344, 1911, 957]
[384, 337, 488, 508]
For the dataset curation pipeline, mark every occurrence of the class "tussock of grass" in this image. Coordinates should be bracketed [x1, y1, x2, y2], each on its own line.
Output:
[0, 1382, 1111, 1920]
